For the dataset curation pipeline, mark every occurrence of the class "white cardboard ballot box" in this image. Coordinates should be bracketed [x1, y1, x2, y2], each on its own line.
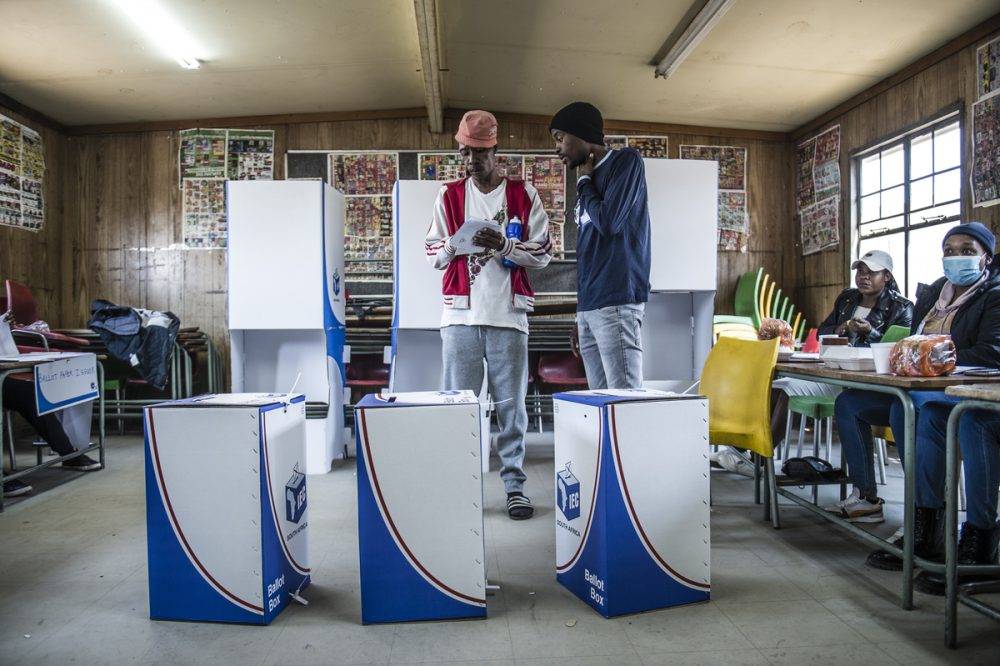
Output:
[144, 393, 311, 625]
[354, 390, 487, 623]
[553, 389, 711, 617]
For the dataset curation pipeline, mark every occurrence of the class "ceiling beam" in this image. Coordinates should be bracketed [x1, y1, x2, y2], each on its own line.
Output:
[413, 0, 444, 134]
[791, 11, 1000, 141]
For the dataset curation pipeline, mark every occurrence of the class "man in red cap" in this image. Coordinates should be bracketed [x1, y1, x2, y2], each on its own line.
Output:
[424, 110, 552, 520]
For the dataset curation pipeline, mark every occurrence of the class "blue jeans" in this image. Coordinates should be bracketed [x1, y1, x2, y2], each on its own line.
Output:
[916, 402, 1000, 529]
[834, 389, 952, 498]
[577, 303, 645, 389]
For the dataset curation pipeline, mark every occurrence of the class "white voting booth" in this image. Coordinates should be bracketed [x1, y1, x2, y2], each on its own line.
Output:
[227, 180, 347, 474]
[144, 393, 310, 625]
[354, 390, 487, 623]
[389, 160, 718, 400]
[553, 389, 711, 617]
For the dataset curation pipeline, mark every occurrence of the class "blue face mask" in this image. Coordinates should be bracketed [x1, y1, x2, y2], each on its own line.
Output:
[942, 256, 984, 286]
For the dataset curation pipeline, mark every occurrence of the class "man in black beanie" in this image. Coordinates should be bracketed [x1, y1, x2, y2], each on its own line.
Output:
[549, 102, 651, 389]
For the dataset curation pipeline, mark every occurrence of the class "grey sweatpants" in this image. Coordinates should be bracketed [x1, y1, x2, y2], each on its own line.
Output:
[577, 303, 645, 389]
[441, 325, 528, 493]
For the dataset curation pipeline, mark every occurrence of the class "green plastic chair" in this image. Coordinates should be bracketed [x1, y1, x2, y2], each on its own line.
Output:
[880, 325, 911, 343]
[783, 394, 838, 502]
[713, 315, 755, 326]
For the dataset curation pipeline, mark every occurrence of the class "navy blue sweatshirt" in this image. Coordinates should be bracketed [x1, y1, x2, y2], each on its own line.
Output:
[574, 147, 651, 312]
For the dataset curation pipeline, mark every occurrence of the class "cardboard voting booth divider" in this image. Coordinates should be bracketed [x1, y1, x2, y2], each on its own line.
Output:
[354, 390, 487, 623]
[228, 180, 347, 474]
[144, 393, 310, 625]
[553, 389, 710, 617]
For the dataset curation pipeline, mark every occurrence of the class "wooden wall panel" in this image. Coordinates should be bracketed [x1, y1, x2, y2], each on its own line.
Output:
[790, 29, 1000, 325]
[0, 103, 65, 324]
[55, 115, 789, 378]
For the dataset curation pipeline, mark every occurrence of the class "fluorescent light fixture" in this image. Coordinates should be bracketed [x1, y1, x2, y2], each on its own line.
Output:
[655, 0, 735, 79]
[108, 0, 203, 70]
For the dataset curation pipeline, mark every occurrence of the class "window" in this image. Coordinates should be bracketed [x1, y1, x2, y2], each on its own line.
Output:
[853, 111, 962, 297]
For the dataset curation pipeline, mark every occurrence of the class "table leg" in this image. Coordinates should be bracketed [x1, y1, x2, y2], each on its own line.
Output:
[0, 369, 14, 513]
[944, 401, 966, 648]
[898, 389, 916, 611]
[97, 361, 106, 469]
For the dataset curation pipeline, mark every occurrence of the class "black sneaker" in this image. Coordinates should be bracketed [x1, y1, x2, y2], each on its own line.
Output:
[3, 479, 33, 497]
[866, 507, 943, 571]
[61, 454, 101, 471]
[915, 522, 1000, 596]
[506, 492, 534, 520]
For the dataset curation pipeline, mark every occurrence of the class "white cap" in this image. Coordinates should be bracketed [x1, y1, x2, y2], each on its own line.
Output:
[852, 249, 893, 273]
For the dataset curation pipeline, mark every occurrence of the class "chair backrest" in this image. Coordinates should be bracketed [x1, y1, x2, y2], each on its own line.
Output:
[713, 314, 754, 326]
[733, 268, 808, 342]
[700, 336, 779, 458]
[5, 280, 39, 326]
[713, 322, 758, 342]
[880, 324, 910, 344]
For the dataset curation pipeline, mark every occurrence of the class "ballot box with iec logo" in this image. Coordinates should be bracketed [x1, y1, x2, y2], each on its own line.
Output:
[144, 393, 311, 625]
[355, 390, 487, 623]
[554, 389, 711, 617]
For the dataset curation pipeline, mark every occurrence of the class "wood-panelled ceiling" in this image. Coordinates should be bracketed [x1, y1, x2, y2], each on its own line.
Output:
[0, 0, 996, 131]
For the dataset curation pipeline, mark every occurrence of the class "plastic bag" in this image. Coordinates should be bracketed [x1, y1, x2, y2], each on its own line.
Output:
[758, 318, 794, 349]
[889, 335, 957, 377]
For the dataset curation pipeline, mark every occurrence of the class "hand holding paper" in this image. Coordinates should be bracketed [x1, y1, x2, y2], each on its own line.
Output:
[449, 218, 502, 255]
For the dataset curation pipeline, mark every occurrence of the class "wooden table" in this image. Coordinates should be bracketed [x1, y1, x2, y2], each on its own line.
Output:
[0, 355, 106, 511]
[941, 384, 1000, 647]
[773, 362, 997, 610]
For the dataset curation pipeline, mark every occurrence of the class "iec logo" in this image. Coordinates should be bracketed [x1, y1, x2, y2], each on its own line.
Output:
[284, 465, 307, 524]
[557, 463, 581, 521]
[332, 268, 342, 296]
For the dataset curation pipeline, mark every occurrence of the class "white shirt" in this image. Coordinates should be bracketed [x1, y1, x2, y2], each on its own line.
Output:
[424, 179, 551, 333]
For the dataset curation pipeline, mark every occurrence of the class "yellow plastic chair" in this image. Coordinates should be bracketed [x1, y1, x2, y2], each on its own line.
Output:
[713, 322, 758, 342]
[701, 336, 781, 527]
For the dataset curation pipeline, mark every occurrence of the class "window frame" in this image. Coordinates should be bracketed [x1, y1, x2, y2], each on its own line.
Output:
[849, 104, 965, 298]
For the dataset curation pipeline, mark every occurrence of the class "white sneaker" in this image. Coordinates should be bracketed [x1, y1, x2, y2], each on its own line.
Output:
[716, 448, 755, 477]
[823, 488, 885, 523]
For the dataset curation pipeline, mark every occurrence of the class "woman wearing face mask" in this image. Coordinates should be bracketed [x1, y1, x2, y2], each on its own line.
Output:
[827, 222, 1000, 577]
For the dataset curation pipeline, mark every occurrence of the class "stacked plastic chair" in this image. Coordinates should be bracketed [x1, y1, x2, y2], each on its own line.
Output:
[733, 268, 807, 342]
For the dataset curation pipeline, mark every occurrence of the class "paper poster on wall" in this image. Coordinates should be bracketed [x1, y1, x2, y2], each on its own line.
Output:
[972, 95, 1000, 208]
[679, 144, 749, 252]
[329, 152, 398, 281]
[604, 135, 628, 150]
[496, 154, 524, 179]
[182, 178, 228, 249]
[524, 154, 566, 255]
[0, 113, 45, 231]
[977, 36, 1000, 101]
[796, 125, 841, 255]
[179, 129, 227, 182]
[627, 136, 669, 158]
[419, 153, 466, 181]
[800, 195, 840, 256]
[226, 130, 274, 181]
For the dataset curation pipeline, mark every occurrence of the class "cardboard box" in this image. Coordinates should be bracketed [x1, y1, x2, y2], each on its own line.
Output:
[553, 389, 711, 617]
[144, 393, 310, 624]
[355, 390, 486, 623]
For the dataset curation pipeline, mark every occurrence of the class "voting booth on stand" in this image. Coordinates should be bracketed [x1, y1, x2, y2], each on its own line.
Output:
[641, 159, 717, 389]
[354, 390, 487, 623]
[144, 393, 311, 625]
[553, 389, 710, 617]
[228, 180, 347, 474]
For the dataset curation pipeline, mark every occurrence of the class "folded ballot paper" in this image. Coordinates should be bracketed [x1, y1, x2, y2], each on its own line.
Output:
[449, 219, 502, 255]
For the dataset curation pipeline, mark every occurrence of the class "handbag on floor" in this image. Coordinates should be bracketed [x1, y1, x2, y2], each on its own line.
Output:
[781, 456, 840, 482]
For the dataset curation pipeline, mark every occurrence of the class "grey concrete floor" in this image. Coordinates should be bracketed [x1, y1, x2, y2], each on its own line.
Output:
[1, 432, 999, 665]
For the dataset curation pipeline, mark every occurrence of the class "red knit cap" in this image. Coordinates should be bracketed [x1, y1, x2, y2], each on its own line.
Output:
[454, 110, 498, 148]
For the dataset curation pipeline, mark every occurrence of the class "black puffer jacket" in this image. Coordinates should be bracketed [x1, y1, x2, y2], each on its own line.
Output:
[911, 269, 1000, 368]
[817, 287, 914, 346]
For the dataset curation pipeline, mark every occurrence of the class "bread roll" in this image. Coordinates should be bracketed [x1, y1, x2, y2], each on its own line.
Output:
[888, 335, 957, 377]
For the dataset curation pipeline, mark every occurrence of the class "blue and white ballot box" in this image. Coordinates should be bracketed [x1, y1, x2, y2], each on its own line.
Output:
[553, 389, 711, 617]
[355, 390, 486, 624]
[144, 393, 311, 625]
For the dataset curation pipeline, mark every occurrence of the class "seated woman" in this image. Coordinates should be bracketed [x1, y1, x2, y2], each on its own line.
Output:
[827, 222, 1000, 571]
[777, 250, 913, 400]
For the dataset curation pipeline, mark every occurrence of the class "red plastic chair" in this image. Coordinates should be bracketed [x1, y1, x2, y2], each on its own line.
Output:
[345, 357, 389, 403]
[536, 352, 589, 389]
[4, 280, 89, 349]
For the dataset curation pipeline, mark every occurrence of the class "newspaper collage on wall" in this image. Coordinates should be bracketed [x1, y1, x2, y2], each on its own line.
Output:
[0, 113, 45, 231]
[418, 152, 566, 257]
[796, 125, 841, 256]
[329, 152, 399, 280]
[603, 135, 669, 157]
[972, 35, 1000, 208]
[679, 145, 749, 253]
[178, 128, 275, 248]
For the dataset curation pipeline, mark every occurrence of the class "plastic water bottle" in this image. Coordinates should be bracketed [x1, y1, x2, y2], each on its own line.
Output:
[502, 216, 522, 269]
